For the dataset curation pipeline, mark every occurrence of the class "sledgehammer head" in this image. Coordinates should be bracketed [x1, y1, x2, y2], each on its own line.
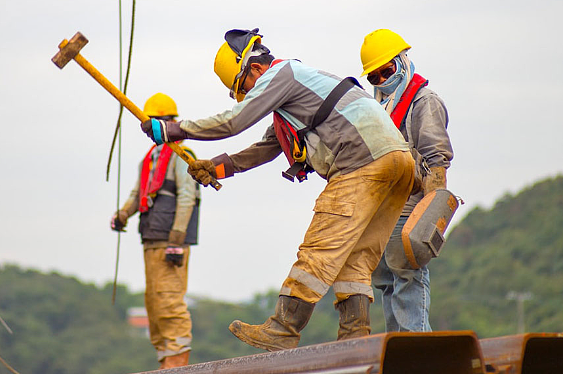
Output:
[51, 32, 89, 69]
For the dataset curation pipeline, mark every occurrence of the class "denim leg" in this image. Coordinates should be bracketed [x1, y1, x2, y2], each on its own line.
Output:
[372, 215, 432, 332]
[372, 252, 399, 331]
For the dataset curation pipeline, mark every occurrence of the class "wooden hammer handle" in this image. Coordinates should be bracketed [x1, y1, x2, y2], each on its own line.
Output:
[60, 39, 222, 190]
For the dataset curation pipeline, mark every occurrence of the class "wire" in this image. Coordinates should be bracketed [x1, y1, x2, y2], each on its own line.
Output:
[0, 316, 18, 374]
[0, 313, 13, 335]
[110, 0, 137, 305]
[0, 355, 20, 374]
[106, 0, 136, 182]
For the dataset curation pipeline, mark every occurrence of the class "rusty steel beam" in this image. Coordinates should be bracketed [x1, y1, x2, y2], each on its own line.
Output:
[480, 333, 563, 374]
[136, 331, 485, 374]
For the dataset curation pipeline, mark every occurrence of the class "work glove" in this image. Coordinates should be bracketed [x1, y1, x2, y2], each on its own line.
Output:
[141, 119, 188, 145]
[422, 166, 447, 195]
[110, 210, 129, 232]
[165, 247, 185, 267]
[188, 159, 217, 187]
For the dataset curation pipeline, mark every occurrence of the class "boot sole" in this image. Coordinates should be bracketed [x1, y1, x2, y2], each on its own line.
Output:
[229, 320, 288, 352]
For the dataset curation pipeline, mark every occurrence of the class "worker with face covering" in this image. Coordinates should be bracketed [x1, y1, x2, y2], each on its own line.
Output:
[360, 29, 453, 332]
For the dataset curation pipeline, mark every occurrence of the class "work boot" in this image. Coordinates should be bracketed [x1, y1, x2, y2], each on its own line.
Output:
[336, 294, 371, 340]
[229, 295, 315, 351]
[158, 350, 190, 369]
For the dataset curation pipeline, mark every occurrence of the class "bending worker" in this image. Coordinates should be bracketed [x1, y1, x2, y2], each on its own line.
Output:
[142, 28, 414, 351]
[360, 29, 453, 332]
[111, 93, 199, 368]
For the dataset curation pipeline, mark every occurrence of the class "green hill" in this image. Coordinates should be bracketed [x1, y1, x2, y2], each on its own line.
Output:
[1, 175, 562, 373]
[428, 174, 563, 336]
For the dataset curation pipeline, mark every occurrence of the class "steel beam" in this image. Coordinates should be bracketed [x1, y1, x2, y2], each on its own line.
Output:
[137, 331, 485, 374]
[480, 333, 563, 373]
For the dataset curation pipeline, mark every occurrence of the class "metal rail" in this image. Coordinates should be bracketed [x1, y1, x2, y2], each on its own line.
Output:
[480, 333, 563, 373]
[137, 331, 485, 374]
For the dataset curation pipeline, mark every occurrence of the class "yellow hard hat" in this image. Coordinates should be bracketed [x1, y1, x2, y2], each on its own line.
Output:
[360, 29, 411, 77]
[214, 28, 264, 102]
[143, 93, 178, 117]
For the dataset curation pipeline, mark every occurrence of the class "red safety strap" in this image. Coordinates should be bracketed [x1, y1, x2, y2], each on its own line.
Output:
[390, 73, 428, 129]
[139, 144, 175, 212]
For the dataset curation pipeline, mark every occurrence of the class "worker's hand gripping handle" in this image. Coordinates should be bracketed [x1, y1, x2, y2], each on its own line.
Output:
[52, 33, 222, 191]
[138, 115, 222, 191]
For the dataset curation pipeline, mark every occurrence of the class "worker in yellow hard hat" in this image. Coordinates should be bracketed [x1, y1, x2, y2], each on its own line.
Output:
[141, 28, 416, 351]
[111, 92, 199, 369]
[360, 29, 454, 332]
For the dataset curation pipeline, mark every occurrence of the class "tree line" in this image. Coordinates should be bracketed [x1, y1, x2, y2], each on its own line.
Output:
[1, 175, 562, 373]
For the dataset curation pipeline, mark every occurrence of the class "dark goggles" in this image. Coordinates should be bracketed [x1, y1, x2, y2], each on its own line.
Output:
[367, 63, 397, 85]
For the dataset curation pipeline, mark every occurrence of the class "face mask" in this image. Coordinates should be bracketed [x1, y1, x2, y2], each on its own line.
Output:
[375, 57, 405, 95]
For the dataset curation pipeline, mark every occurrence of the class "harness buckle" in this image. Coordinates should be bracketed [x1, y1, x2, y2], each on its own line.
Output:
[282, 163, 310, 183]
[146, 195, 154, 208]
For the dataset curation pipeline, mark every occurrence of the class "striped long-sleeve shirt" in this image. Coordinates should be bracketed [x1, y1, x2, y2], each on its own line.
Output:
[179, 59, 409, 181]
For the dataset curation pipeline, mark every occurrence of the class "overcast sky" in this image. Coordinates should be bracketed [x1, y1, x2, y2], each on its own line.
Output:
[1, 0, 561, 303]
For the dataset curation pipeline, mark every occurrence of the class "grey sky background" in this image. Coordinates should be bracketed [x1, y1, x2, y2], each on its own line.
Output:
[1, 0, 561, 302]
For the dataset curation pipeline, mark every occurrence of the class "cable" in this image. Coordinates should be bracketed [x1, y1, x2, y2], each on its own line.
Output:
[0, 355, 20, 374]
[110, 0, 137, 305]
[107, 0, 136, 182]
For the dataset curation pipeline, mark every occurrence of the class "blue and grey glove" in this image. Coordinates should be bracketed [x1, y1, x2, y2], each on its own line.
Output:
[141, 119, 188, 145]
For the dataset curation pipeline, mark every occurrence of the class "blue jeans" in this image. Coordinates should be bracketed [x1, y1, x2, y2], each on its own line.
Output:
[372, 215, 432, 332]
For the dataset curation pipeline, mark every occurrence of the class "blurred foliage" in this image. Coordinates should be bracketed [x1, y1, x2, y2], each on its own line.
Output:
[428, 174, 563, 336]
[1, 175, 562, 373]
[0, 266, 153, 374]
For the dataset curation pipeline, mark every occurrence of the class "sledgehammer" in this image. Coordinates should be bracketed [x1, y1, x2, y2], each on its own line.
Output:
[51, 31, 222, 191]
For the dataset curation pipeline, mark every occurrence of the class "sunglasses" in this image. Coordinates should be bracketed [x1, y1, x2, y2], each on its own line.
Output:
[367, 64, 396, 85]
[238, 67, 251, 95]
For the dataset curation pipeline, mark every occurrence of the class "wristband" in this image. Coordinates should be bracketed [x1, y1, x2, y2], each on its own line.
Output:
[151, 119, 164, 145]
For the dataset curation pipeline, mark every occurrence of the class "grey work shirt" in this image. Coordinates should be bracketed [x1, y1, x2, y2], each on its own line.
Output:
[178, 59, 410, 181]
[401, 87, 453, 214]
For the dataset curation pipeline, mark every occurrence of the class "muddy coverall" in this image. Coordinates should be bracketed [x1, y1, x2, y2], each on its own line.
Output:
[119, 144, 198, 361]
[177, 59, 414, 305]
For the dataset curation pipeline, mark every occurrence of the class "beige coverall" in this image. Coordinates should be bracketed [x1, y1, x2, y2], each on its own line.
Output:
[120, 145, 196, 361]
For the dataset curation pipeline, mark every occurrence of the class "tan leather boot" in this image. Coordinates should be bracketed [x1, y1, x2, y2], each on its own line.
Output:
[158, 350, 190, 369]
[229, 295, 315, 351]
[336, 294, 371, 340]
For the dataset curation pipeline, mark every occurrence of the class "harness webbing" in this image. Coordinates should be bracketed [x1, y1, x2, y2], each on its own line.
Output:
[389, 73, 428, 129]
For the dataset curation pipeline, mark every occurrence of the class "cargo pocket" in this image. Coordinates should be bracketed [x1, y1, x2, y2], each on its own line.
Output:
[303, 198, 356, 249]
[156, 262, 184, 293]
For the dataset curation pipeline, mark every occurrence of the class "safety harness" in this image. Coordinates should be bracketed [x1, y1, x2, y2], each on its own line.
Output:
[139, 144, 174, 212]
[389, 73, 428, 129]
[271, 58, 361, 182]
[389, 73, 432, 188]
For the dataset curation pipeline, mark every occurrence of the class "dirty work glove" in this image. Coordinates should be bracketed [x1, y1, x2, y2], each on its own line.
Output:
[165, 247, 184, 267]
[141, 119, 188, 145]
[110, 210, 129, 232]
[188, 159, 217, 187]
[423, 166, 447, 195]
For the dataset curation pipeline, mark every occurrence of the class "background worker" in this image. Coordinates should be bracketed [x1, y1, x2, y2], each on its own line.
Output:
[111, 93, 199, 368]
[360, 29, 453, 332]
[142, 28, 414, 351]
